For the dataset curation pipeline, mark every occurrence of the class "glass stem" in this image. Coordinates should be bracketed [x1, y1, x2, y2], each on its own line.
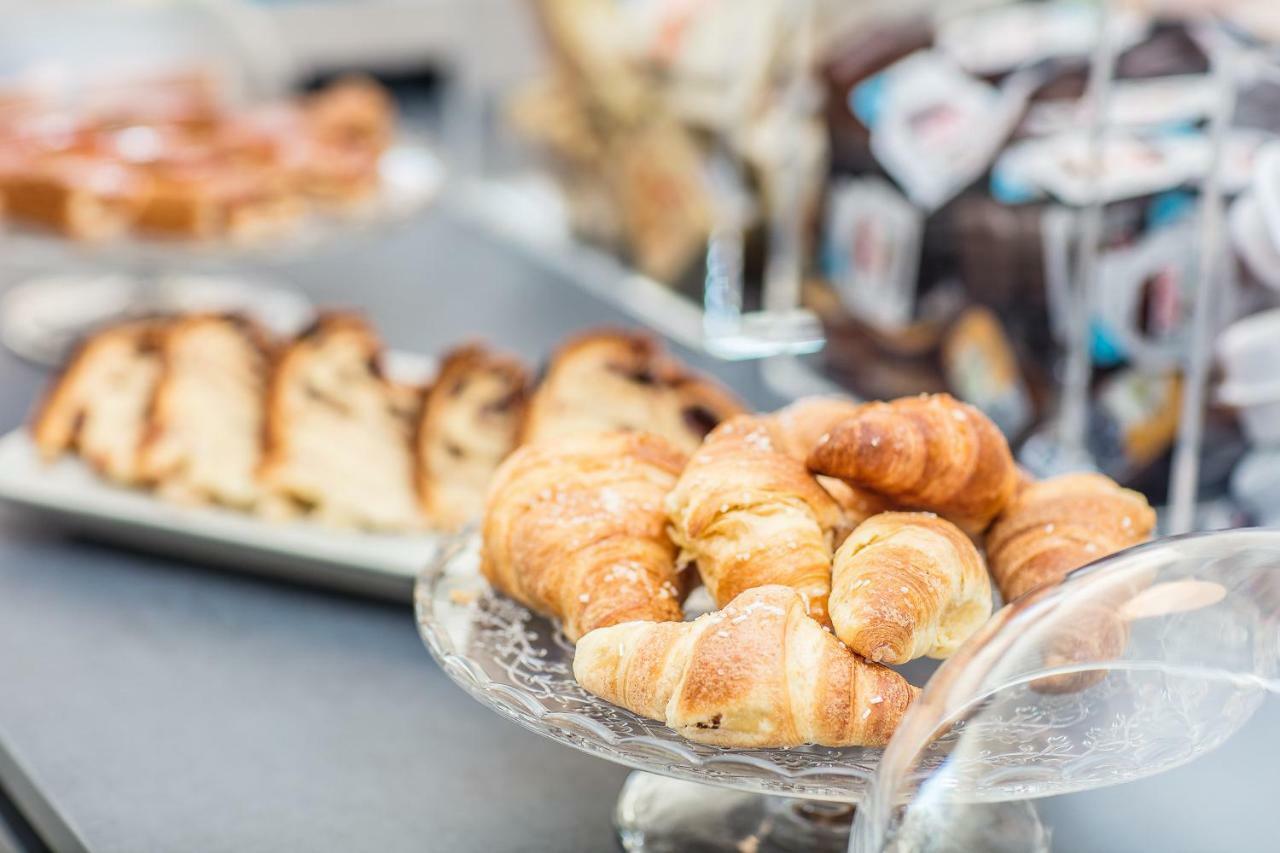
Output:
[1167, 33, 1237, 535]
[1056, 0, 1117, 453]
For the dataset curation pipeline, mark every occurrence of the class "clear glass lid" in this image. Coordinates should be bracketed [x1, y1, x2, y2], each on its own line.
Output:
[852, 528, 1280, 852]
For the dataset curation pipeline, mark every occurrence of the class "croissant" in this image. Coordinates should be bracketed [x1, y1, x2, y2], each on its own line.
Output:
[830, 512, 992, 665]
[807, 393, 1017, 534]
[481, 430, 688, 642]
[573, 585, 918, 748]
[985, 473, 1156, 602]
[666, 415, 845, 622]
[765, 398, 892, 532]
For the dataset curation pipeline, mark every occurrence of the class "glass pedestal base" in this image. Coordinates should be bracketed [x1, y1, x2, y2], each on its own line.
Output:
[614, 772, 855, 853]
[0, 273, 312, 364]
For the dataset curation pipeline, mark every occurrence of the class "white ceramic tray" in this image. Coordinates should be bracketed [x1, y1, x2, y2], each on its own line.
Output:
[0, 429, 445, 600]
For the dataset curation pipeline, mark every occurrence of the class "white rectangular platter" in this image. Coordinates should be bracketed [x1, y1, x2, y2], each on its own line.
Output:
[0, 429, 445, 601]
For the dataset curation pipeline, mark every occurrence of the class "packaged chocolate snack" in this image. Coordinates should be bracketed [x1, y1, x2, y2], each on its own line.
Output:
[1089, 368, 1182, 485]
[821, 176, 923, 330]
[849, 50, 1037, 211]
[820, 18, 932, 176]
[941, 305, 1036, 439]
[935, 0, 1148, 78]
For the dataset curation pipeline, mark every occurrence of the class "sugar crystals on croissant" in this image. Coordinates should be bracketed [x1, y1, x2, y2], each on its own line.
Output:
[481, 430, 688, 642]
[666, 415, 845, 622]
[985, 472, 1156, 602]
[765, 397, 892, 534]
[831, 512, 992, 665]
[573, 585, 918, 748]
[808, 393, 1017, 534]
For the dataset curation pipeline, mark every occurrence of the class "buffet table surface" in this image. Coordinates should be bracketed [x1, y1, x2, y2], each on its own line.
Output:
[0, 204, 1276, 852]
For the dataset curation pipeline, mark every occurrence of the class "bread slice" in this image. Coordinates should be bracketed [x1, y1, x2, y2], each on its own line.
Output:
[521, 329, 746, 453]
[30, 319, 166, 484]
[418, 344, 529, 530]
[139, 314, 272, 508]
[260, 313, 426, 531]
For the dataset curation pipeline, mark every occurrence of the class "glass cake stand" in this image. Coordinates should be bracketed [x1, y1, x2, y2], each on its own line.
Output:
[0, 142, 444, 364]
[413, 529, 1280, 851]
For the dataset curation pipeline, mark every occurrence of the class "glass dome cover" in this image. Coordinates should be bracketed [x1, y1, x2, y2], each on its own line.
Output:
[853, 528, 1280, 852]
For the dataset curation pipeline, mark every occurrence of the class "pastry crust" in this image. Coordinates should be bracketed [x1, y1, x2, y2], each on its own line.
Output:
[765, 397, 892, 536]
[521, 328, 746, 454]
[573, 585, 918, 748]
[139, 314, 272, 508]
[481, 430, 688, 642]
[30, 318, 165, 484]
[985, 473, 1156, 602]
[417, 343, 529, 530]
[807, 393, 1017, 534]
[830, 512, 992, 664]
[666, 415, 845, 623]
[260, 313, 426, 531]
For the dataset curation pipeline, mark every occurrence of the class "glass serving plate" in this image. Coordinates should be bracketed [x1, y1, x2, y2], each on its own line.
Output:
[0, 142, 444, 364]
[417, 529, 1280, 852]
[415, 532, 885, 804]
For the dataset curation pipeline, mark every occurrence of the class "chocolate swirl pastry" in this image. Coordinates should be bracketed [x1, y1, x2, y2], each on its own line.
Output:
[521, 328, 747, 454]
[417, 343, 529, 531]
[261, 312, 425, 531]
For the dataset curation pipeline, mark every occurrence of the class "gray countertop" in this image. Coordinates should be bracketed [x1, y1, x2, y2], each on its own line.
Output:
[0, 203, 1276, 852]
[0, 207, 779, 853]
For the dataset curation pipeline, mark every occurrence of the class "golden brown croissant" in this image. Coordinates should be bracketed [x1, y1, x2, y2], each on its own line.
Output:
[666, 415, 845, 623]
[481, 430, 688, 642]
[765, 397, 893, 532]
[807, 393, 1017, 534]
[830, 512, 992, 665]
[573, 585, 918, 748]
[985, 473, 1156, 602]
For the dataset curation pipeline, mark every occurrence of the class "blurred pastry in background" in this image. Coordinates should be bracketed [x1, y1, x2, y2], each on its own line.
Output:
[0, 74, 396, 242]
[30, 318, 165, 484]
[260, 313, 426, 532]
[521, 328, 746, 453]
[418, 344, 529, 531]
[140, 314, 272, 509]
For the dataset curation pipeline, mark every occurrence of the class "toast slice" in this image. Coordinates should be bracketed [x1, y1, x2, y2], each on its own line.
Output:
[139, 314, 272, 508]
[417, 344, 529, 530]
[260, 313, 426, 531]
[30, 319, 166, 484]
[521, 329, 746, 453]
